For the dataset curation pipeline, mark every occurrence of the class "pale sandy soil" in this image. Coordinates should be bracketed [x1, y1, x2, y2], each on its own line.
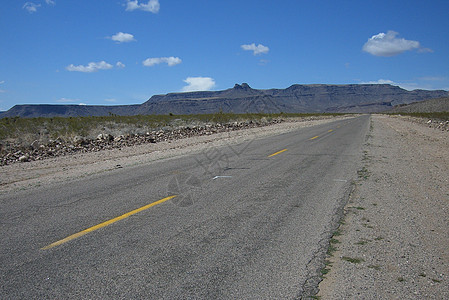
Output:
[0, 116, 348, 194]
[317, 115, 449, 299]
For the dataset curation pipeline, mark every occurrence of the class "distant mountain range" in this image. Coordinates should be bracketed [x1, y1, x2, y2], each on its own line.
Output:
[1, 83, 448, 118]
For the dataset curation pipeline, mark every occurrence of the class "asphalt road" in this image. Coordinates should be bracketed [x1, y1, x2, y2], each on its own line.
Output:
[0, 115, 370, 299]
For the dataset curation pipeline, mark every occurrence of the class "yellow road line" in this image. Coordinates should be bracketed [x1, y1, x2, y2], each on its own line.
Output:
[310, 136, 319, 140]
[328, 129, 333, 132]
[268, 148, 288, 157]
[41, 195, 177, 250]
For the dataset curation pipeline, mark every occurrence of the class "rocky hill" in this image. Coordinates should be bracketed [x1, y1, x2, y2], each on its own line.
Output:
[2, 83, 448, 118]
[389, 97, 449, 113]
[0, 104, 141, 118]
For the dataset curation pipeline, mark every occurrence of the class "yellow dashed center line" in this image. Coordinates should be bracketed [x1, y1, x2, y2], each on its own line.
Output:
[41, 195, 177, 250]
[268, 148, 288, 157]
[42, 126, 341, 250]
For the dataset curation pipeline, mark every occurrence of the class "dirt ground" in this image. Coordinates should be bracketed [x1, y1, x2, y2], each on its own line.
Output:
[317, 115, 449, 299]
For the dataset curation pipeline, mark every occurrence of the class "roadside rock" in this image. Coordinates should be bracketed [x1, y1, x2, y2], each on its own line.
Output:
[0, 116, 352, 194]
[394, 115, 449, 131]
[97, 133, 114, 142]
[19, 155, 29, 162]
[30, 140, 40, 150]
[73, 136, 87, 145]
[0, 119, 277, 165]
[0, 116, 333, 166]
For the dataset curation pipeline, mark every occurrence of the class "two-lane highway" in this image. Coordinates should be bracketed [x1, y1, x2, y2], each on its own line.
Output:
[0, 115, 370, 298]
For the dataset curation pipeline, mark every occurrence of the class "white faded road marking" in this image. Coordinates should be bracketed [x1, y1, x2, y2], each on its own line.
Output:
[213, 176, 233, 179]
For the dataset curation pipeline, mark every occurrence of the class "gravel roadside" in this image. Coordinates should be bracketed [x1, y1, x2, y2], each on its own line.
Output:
[317, 115, 449, 299]
[0, 116, 349, 194]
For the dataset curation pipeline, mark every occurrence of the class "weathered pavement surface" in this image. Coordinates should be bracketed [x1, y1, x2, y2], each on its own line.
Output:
[317, 115, 449, 299]
[0, 116, 369, 299]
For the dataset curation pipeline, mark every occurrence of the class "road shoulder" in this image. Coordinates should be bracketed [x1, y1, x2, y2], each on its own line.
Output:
[317, 115, 449, 299]
[0, 117, 348, 194]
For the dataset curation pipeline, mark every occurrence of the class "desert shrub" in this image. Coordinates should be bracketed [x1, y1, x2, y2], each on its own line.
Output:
[0, 112, 345, 145]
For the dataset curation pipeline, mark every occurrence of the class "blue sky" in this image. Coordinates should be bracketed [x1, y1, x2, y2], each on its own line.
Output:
[1, 0, 448, 111]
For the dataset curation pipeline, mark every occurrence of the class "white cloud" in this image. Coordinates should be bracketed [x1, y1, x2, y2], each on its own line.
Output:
[110, 32, 136, 43]
[105, 98, 118, 103]
[126, 0, 160, 13]
[360, 79, 420, 91]
[56, 99, 87, 106]
[142, 57, 182, 67]
[361, 77, 449, 91]
[45, 0, 55, 5]
[116, 61, 126, 68]
[0, 81, 5, 93]
[66, 61, 114, 72]
[56, 98, 79, 103]
[182, 77, 216, 92]
[126, 0, 140, 11]
[418, 47, 434, 54]
[362, 31, 423, 57]
[241, 43, 270, 55]
[361, 79, 396, 85]
[23, 2, 41, 13]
